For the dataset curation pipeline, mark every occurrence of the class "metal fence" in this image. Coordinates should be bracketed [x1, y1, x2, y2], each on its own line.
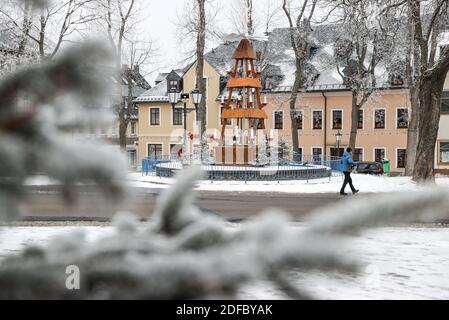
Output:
[142, 154, 343, 182]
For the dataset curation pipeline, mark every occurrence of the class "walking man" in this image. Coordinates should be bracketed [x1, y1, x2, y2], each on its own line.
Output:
[340, 147, 359, 196]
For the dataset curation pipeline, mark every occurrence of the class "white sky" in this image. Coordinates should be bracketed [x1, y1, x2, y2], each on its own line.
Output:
[139, 0, 287, 84]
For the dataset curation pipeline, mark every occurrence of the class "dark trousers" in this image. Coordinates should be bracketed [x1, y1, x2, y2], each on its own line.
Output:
[340, 171, 356, 193]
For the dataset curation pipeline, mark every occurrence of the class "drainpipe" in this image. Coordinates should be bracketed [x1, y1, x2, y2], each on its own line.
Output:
[321, 91, 328, 158]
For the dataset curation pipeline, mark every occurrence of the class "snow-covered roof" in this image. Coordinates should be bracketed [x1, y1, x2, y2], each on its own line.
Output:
[136, 23, 409, 103]
[135, 79, 169, 102]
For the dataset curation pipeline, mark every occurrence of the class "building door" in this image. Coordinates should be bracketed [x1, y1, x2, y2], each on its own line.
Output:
[127, 150, 137, 171]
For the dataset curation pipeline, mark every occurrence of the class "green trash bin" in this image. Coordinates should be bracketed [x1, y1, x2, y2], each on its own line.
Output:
[382, 158, 390, 174]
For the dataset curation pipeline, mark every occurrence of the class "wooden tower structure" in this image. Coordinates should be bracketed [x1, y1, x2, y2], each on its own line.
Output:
[216, 38, 268, 165]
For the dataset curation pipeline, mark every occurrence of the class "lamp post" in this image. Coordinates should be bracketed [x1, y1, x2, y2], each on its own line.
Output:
[168, 88, 181, 159]
[169, 87, 202, 162]
[335, 130, 342, 157]
[190, 86, 203, 161]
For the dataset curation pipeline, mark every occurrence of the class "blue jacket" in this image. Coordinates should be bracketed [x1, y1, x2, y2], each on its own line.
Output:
[340, 151, 357, 172]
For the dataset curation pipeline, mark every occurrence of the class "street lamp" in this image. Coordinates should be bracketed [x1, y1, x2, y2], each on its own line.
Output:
[191, 87, 202, 113]
[190, 87, 203, 161]
[335, 130, 342, 155]
[168, 87, 180, 111]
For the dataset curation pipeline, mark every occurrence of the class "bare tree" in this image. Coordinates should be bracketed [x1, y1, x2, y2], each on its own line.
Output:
[0, 0, 96, 59]
[177, 0, 220, 160]
[122, 39, 156, 140]
[332, 0, 398, 151]
[404, 4, 420, 176]
[263, 0, 283, 35]
[225, 0, 254, 36]
[94, 0, 143, 151]
[282, 0, 318, 161]
[407, 0, 449, 181]
[196, 0, 208, 160]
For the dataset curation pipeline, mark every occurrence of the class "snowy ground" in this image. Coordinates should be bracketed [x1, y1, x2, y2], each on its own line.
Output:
[1, 224, 449, 299]
[25, 173, 449, 194]
[126, 172, 449, 194]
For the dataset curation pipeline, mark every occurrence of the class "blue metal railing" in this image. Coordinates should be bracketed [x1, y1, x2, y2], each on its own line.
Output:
[141, 154, 343, 180]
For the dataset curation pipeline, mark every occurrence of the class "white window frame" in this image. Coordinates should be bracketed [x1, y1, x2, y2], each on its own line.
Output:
[130, 121, 137, 135]
[396, 107, 409, 129]
[373, 108, 386, 129]
[273, 110, 284, 130]
[354, 147, 364, 162]
[396, 147, 407, 169]
[311, 146, 323, 158]
[312, 109, 324, 130]
[146, 142, 164, 158]
[331, 109, 344, 130]
[439, 141, 449, 164]
[295, 109, 304, 130]
[358, 108, 364, 130]
[171, 107, 184, 127]
[149, 107, 161, 127]
[373, 147, 386, 163]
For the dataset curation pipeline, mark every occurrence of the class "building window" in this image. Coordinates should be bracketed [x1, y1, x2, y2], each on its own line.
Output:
[173, 108, 183, 126]
[330, 148, 344, 158]
[440, 142, 449, 163]
[397, 108, 409, 128]
[295, 110, 303, 129]
[332, 110, 342, 129]
[148, 144, 163, 159]
[312, 147, 322, 162]
[358, 109, 364, 129]
[312, 110, 323, 129]
[130, 121, 137, 135]
[127, 150, 137, 169]
[374, 109, 386, 129]
[150, 108, 160, 126]
[374, 148, 386, 163]
[397, 149, 406, 168]
[441, 97, 449, 114]
[354, 148, 364, 162]
[274, 111, 283, 129]
[220, 107, 231, 125]
[296, 147, 303, 161]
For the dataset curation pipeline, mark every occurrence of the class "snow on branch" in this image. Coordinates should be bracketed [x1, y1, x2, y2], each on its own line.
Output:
[0, 41, 127, 220]
[0, 167, 447, 299]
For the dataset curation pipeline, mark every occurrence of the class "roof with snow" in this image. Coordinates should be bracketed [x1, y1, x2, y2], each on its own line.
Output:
[134, 68, 186, 102]
[136, 23, 410, 103]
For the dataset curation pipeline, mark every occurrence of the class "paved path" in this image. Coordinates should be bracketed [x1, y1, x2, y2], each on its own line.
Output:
[21, 186, 343, 222]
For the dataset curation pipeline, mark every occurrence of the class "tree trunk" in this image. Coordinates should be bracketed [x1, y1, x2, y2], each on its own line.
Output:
[17, 2, 32, 56]
[246, 0, 254, 36]
[348, 91, 358, 151]
[119, 112, 128, 151]
[39, 12, 45, 58]
[412, 75, 445, 181]
[405, 86, 419, 176]
[196, 0, 207, 161]
[289, 58, 301, 161]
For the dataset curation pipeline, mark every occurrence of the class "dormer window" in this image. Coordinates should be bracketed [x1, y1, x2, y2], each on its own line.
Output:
[166, 69, 182, 94]
[169, 80, 179, 91]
